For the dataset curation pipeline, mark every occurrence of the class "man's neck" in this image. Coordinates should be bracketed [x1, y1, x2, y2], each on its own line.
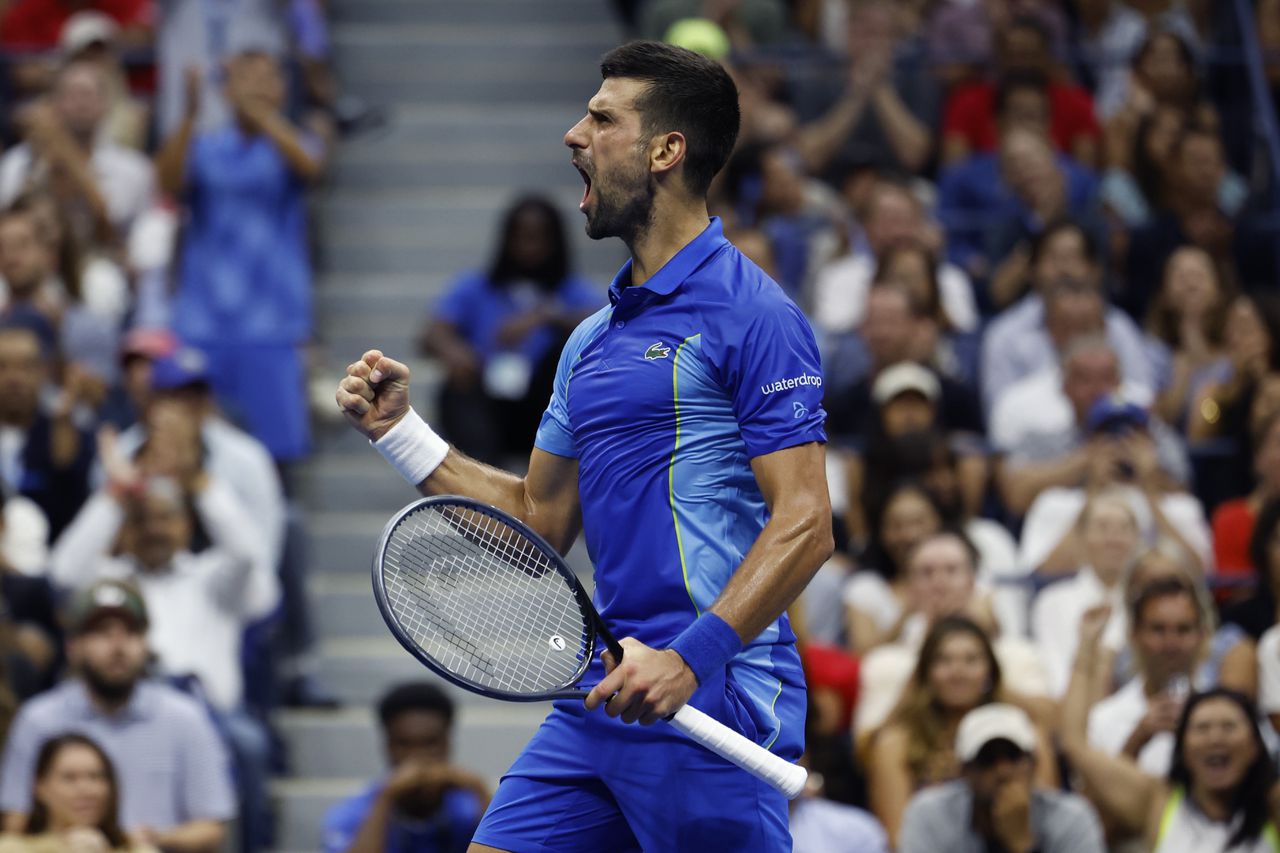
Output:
[624, 197, 710, 288]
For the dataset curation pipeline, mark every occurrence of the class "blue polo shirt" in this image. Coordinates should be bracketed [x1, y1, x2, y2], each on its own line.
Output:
[535, 218, 825, 748]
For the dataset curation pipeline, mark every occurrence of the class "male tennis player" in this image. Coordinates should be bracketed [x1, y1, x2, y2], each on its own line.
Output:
[336, 41, 833, 851]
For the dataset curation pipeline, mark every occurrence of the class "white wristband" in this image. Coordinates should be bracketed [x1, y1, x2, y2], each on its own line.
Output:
[371, 408, 449, 486]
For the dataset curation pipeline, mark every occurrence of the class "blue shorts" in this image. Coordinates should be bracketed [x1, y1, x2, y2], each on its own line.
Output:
[472, 671, 803, 852]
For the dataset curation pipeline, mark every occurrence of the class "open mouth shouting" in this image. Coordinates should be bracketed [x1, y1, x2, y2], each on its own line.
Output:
[573, 159, 593, 211]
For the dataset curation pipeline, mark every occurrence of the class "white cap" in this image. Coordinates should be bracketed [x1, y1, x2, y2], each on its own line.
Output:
[872, 362, 940, 406]
[60, 11, 118, 55]
[954, 703, 1037, 764]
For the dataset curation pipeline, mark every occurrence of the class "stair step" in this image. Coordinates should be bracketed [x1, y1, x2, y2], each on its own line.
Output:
[277, 704, 549, 779]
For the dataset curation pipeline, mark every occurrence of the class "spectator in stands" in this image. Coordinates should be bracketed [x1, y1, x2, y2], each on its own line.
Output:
[853, 532, 1050, 737]
[940, 15, 1100, 168]
[719, 141, 843, 299]
[980, 221, 1154, 412]
[0, 0, 153, 96]
[1146, 245, 1232, 431]
[1211, 413, 1280, 581]
[1221, 498, 1280, 642]
[59, 11, 150, 151]
[843, 481, 943, 652]
[863, 615, 1056, 846]
[418, 195, 600, 465]
[1189, 293, 1280, 445]
[833, 362, 985, 548]
[322, 682, 488, 853]
[1064, 607, 1278, 852]
[820, 277, 928, 396]
[0, 208, 58, 328]
[157, 51, 324, 463]
[104, 346, 333, 708]
[814, 179, 977, 336]
[50, 406, 278, 850]
[897, 703, 1105, 853]
[97, 328, 176, 431]
[940, 81, 1104, 305]
[0, 580, 234, 850]
[1102, 102, 1187, 230]
[10, 190, 131, 340]
[0, 489, 58, 699]
[0, 321, 94, 542]
[1077, 1, 1201, 121]
[1084, 575, 1225, 776]
[1013, 394, 1210, 584]
[1126, 122, 1252, 317]
[0, 733, 157, 853]
[989, 288, 1160, 460]
[0, 58, 154, 249]
[1030, 489, 1140, 695]
[791, 0, 937, 177]
[924, 0, 1071, 87]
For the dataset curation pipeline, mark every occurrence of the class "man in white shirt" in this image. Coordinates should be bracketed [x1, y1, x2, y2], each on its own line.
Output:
[0, 58, 153, 245]
[1030, 490, 1139, 696]
[979, 219, 1153, 413]
[812, 179, 977, 333]
[48, 466, 278, 851]
[1087, 575, 1208, 775]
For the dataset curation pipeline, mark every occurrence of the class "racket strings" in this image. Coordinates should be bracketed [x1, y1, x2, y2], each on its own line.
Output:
[382, 503, 591, 695]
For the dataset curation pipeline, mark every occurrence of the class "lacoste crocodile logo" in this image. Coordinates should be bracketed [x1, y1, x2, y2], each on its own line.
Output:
[645, 342, 671, 360]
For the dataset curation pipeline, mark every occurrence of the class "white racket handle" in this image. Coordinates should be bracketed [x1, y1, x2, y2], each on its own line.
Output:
[668, 704, 807, 799]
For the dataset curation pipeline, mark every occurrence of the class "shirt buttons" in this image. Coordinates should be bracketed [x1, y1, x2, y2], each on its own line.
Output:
[615, 320, 625, 329]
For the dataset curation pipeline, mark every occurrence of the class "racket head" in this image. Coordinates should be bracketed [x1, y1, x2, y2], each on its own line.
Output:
[372, 495, 599, 702]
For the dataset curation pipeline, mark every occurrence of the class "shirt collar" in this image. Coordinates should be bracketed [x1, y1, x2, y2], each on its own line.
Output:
[607, 217, 727, 305]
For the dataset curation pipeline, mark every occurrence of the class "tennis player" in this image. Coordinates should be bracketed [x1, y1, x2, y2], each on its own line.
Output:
[336, 41, 833, 851]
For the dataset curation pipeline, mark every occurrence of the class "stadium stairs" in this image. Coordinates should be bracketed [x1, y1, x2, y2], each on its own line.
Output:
[273, 2, 626, 849]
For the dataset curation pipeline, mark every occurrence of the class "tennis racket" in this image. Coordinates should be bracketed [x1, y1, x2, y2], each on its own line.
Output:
[371, 495, 808, 799]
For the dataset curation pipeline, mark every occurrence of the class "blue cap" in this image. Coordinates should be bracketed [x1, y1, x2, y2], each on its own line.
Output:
[1085, 395, 1149, 434]
[150, 347, 210, 390]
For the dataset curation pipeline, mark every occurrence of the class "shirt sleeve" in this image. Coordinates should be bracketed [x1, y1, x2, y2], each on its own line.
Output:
[534, 309, 608, 459]
[1043, 793, 1106, 853]
[708, 297, 827, 459]
[896, 791, 947, 853]
[1258, 626, 1280, 715]
[176, 702, 237, 822]
[0, 705, 39, 813]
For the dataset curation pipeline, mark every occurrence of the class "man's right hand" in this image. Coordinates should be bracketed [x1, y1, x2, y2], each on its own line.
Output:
[336, 349, 413, 442]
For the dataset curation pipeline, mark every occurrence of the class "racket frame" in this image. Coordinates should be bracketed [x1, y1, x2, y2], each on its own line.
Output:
[372, 495, 623, 702]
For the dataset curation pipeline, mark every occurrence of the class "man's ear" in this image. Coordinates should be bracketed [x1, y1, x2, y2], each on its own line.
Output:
[649, 131, 687, 177]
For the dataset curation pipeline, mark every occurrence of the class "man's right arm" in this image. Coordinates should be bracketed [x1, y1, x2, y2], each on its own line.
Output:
[336, 349, 582, 553]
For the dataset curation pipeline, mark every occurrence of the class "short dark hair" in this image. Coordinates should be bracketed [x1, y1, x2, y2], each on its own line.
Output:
[600, 41, 740, 196]
[995, 69, 1050, 117]
[1029, 218, 1099, 268]
[1130, 575, 1202, 628]
[378, 681, 455, 729]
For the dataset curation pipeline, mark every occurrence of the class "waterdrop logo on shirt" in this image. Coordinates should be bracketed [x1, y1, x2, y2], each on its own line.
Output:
[760, 373, 822, 395]
[793, 401, 809, 419]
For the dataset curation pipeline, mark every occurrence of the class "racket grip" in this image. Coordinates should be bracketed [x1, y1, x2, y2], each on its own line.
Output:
[668, 704, 808, 800]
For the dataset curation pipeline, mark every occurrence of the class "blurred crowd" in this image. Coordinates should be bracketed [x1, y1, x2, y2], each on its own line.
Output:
[3, 0, 1280, 851]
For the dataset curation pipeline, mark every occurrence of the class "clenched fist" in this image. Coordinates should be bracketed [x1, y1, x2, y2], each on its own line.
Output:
[335, 349, 413, 442]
